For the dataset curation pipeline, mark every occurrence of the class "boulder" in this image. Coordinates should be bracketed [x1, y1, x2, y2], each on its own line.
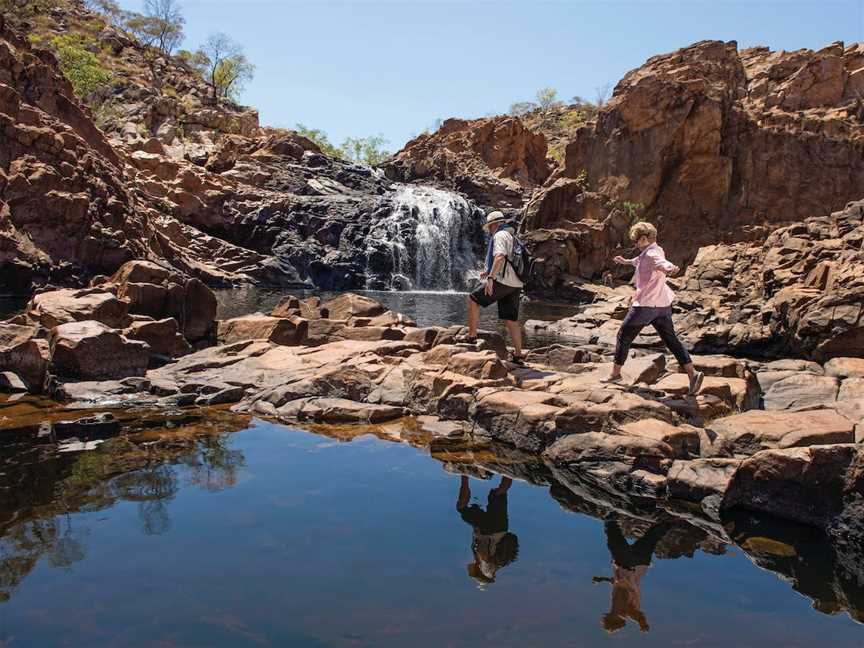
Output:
[824, 357, 864, 379]
[705, 409, 855, 457]
[721, 444, 863, 528]
[839, 378, 864, 401]
[49, 321, 150, 380]
[544, 431, 675, 475]
[0, 323, 50, 391]
[763, 373, 839, 410]
[217, 315, 308, 346]
[448, 351, 509, 380]
[320, 293, 386, 320]
[555, 391, 676, 435]
[667, 458, 741, 503]
[654, 373, 758, 410]
[689, 356, 750, 379]
[27, 289, 130, 329]
[471, 390, 564, 452]
[110, 262, 217, 343]
[617, 419, 700, 458]
[277, 397, 404, 423]
[123, 318, 191, 357]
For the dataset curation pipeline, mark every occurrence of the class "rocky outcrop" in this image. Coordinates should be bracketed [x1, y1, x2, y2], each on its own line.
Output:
[2, 7, 486, 295]
[385, 116, 551, 207]
[529, 199, 864, 361]
[675, 199, 864, 360]
[523, 40, 864, 290]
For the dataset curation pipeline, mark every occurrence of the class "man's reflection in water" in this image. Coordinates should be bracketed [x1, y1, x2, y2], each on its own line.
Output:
[593, 519, 671, 634]
[456, 475, 519, 586]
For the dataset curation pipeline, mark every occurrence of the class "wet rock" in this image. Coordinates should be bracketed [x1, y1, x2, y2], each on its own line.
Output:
[196, 385, 246, 406]
[721, 444, 863, 528]
[217, 314, 308, 346]
[763, 373, 839, 410]
[705, 409, 855, 457]
[52, 412, 120, 441]
[27, 289, 130, 329]
[49, 321, 150, 380]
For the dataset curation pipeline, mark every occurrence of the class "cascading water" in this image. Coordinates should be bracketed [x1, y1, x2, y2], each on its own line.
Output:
[364, 185, 484, 292]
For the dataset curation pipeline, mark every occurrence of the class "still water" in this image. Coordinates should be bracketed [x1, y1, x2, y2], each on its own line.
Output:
[0, 416, 861, 647]
[215, 287, 578, 346]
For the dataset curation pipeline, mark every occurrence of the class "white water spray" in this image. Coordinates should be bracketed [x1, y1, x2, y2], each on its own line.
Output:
[367, 185, 482, 291]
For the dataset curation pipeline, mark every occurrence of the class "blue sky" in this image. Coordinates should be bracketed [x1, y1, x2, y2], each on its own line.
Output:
[117, 0, 863, 151]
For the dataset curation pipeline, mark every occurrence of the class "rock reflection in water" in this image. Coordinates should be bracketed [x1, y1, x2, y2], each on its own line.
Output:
[725, 509, 864, 625]
[0, 415, 862, 643]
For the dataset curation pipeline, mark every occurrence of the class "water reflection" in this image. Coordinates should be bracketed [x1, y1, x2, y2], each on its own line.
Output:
[594, 519, 671, 633]
[0, 416, 862, 644]
[456, 475, 519, 586]
[0, 416, 249, 602]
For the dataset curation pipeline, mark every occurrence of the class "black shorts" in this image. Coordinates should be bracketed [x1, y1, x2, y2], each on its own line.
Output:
[469, 281, 521, 322]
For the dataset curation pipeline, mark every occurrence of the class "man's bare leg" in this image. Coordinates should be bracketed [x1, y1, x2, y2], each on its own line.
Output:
[504, 320, 523, 357]
[467, 297, 480, 339]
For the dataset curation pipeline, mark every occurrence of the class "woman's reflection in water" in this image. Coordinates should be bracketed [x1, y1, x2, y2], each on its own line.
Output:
[456, 475, 519, 587]
[593, 519, 672, 634]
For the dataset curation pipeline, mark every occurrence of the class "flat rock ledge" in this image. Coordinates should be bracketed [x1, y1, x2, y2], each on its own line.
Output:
[2, 284, 863, 544]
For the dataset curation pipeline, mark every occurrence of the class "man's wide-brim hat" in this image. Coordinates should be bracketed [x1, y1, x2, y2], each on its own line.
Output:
[483, 211, 508, 230]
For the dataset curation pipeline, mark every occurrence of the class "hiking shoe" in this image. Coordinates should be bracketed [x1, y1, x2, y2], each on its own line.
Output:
[509, 353, 527, 366]
[688, 371, 704, 395]
[454, 334, 478, 345]
[601, 375, 623, 385]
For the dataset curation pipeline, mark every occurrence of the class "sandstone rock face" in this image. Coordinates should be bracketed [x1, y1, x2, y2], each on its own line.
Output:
[522, 40, 864, 293]
[385, 117, 550, 207]
[49, 321, 149, 379]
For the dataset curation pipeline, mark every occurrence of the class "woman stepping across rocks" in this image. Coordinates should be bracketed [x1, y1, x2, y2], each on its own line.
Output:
[607, 221, 703, 395]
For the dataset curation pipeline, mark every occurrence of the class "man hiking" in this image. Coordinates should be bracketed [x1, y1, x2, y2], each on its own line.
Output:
[465, 211, 526, 365]
[608, 221, 703, 394]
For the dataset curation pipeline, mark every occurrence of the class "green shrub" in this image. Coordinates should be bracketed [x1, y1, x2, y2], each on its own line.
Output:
[49, 34, 113, 100]
[622, 201, 644, 224]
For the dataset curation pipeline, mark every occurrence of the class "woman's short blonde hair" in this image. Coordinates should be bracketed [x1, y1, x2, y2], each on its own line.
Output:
[629, 221, 657, 242]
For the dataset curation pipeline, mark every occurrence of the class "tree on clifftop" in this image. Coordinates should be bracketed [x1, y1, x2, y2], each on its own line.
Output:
[195, 33, 255, 104]
[143, 0, 185, 56]
[536, 87, 559, 112]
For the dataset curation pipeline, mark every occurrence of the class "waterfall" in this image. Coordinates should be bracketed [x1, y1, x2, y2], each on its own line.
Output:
[365, 185, 484, 292]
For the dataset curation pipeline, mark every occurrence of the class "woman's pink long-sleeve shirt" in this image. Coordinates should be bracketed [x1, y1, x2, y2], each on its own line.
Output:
[624, 243, 676, 307]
